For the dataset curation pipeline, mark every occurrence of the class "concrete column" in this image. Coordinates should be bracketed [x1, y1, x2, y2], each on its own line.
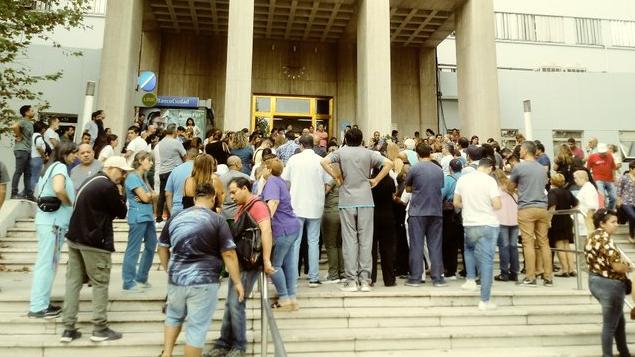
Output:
[419, 47, 438, 135]
[96, 0, 143, 140]
[224, 0, 254, 131]
[336, 41, 356, 137]
[455, 0, 501, 140]
[357, 0, 392, 139]
[140, 31, 162, 76]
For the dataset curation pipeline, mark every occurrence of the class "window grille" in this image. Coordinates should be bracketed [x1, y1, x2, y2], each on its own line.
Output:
[575, 18, 602, 45]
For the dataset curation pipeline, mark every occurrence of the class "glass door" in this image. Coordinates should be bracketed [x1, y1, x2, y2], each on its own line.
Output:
[252, 95, 334, 137]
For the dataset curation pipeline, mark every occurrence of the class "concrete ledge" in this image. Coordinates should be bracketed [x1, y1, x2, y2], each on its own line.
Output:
[0, 200, 35, 238]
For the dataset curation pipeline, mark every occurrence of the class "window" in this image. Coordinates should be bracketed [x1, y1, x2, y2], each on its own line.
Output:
[535, 15, 564, 43]
[610, 20, 635, 47]
[276, 98, 310, 114]
[575, 18, 602, 45]
[495, 13, 564, 43]
[496, 13, 537, 41]
[619, 131, 635, 160]
[552, 130, 583, 157]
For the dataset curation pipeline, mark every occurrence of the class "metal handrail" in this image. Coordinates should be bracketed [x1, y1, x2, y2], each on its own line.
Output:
[259, 272, 287, 357]
[550, 208, 584, 290]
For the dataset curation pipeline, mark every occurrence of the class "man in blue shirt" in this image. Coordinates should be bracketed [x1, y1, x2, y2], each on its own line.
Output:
[276, 130, 300, 164]
[441, 158, 464, 280]
[165, 148, 198, 217]
[405, 143, 445, 287]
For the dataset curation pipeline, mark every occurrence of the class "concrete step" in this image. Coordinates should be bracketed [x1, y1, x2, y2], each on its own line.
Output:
[2, 323, 635, 357]
[0, 304, 617, 335]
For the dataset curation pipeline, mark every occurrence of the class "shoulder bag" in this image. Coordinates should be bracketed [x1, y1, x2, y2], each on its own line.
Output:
[36, 163, 62, 212]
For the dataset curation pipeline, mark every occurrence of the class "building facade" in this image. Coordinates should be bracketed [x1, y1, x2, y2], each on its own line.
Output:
[96, 0, 500, 143]
[2, 0, 635, 173]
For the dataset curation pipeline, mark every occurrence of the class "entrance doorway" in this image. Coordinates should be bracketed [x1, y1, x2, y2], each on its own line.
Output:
[252, 95, 334, 136]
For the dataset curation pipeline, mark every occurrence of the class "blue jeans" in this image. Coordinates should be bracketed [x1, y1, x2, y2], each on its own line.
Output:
[589, 274, 630, 357]
[215, 270, 259, 352]
[298, 217, 322, 282]
[597, 180, 617, 210]
[165, 283, 219, 348]
[271, 230, 301, 299]
[497, 225, 519, 277]
[30, 156, 43, 193]
[407, 216, 443, 283]
[122, 221, 157, 290]
[464, 225, 498, 302]
[30, 224, 65, 312]
[12, 150, 32, 196]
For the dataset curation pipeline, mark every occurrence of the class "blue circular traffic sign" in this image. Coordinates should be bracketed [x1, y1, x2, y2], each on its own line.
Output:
[138, 71, 157, 92]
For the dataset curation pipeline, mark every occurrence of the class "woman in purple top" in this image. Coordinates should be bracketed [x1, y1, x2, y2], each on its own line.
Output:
[261, 157, 301, 311]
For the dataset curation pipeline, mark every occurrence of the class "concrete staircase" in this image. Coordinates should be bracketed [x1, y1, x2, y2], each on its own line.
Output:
[1, 217, 635, 356]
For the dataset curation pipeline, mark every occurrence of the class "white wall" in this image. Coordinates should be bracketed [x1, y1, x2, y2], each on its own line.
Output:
[439, 70, 635, 155]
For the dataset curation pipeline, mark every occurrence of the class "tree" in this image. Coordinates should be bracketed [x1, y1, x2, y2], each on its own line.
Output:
[0, 0, 89, 133]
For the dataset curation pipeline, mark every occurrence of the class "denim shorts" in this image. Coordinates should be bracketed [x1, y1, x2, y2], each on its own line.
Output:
[165, 283, 220, 348]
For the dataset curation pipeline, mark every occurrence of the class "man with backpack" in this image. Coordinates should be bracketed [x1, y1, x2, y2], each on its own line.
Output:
[208, 177, 273, 357]
[30, 120, 51, 192]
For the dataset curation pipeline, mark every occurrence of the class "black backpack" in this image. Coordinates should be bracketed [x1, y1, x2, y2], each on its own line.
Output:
[231, 198, 265, 270]
[34, 133, 52, 157]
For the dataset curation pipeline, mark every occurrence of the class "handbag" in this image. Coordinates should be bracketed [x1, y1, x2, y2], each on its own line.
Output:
[36, 163, 62, 212]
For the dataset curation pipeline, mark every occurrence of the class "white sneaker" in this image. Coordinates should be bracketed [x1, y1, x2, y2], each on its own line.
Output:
[155, 221, 166, 230]
[137, 282, 152, 289]
[478, 300, 497, 311]
[340, 281, 359, 292]
[360, 281, 372, 292]
[461, 279, 477, 291]
[122, 285, 145, 294]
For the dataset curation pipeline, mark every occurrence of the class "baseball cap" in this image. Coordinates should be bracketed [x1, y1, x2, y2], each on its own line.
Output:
[404, 138, 416, 150]
[597, 143, 608, 154]
[103, 156, 133, 171]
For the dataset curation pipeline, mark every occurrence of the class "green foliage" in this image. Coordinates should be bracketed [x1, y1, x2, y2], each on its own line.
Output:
[0, 0, 89, 133]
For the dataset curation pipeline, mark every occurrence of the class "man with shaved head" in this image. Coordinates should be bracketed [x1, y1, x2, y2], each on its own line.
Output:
[219, 155, 251, 223]
[70, 143, 103, 191]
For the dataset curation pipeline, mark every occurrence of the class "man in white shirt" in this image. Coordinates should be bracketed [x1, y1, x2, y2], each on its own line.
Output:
[282, 135, 329, 287]
[124, 125, 149, 167]
[453, 158, 501, 311]
[44, 117, 60, 149]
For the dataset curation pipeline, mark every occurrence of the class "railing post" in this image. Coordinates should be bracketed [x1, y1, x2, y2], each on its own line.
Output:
[573, 212, 583, 290]
[260, 272, 268, 357]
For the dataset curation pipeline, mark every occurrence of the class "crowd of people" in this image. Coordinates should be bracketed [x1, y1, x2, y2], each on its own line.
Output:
[6, 103, 635, 357]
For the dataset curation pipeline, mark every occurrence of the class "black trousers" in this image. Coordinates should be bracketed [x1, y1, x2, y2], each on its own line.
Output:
[156, 172, 171, 223]
[442, 209, 464, 277]
[371, 212, 396, 286]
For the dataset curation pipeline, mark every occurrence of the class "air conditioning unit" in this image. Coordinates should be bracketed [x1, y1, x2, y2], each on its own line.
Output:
[565, 67, 587, 73]
[537, 66, 563, 72]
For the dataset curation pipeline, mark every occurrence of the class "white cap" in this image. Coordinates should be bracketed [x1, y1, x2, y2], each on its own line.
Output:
[597, 143, 608, 154]
[404, 138, 416, 150]
[103, 156, 134, 171]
